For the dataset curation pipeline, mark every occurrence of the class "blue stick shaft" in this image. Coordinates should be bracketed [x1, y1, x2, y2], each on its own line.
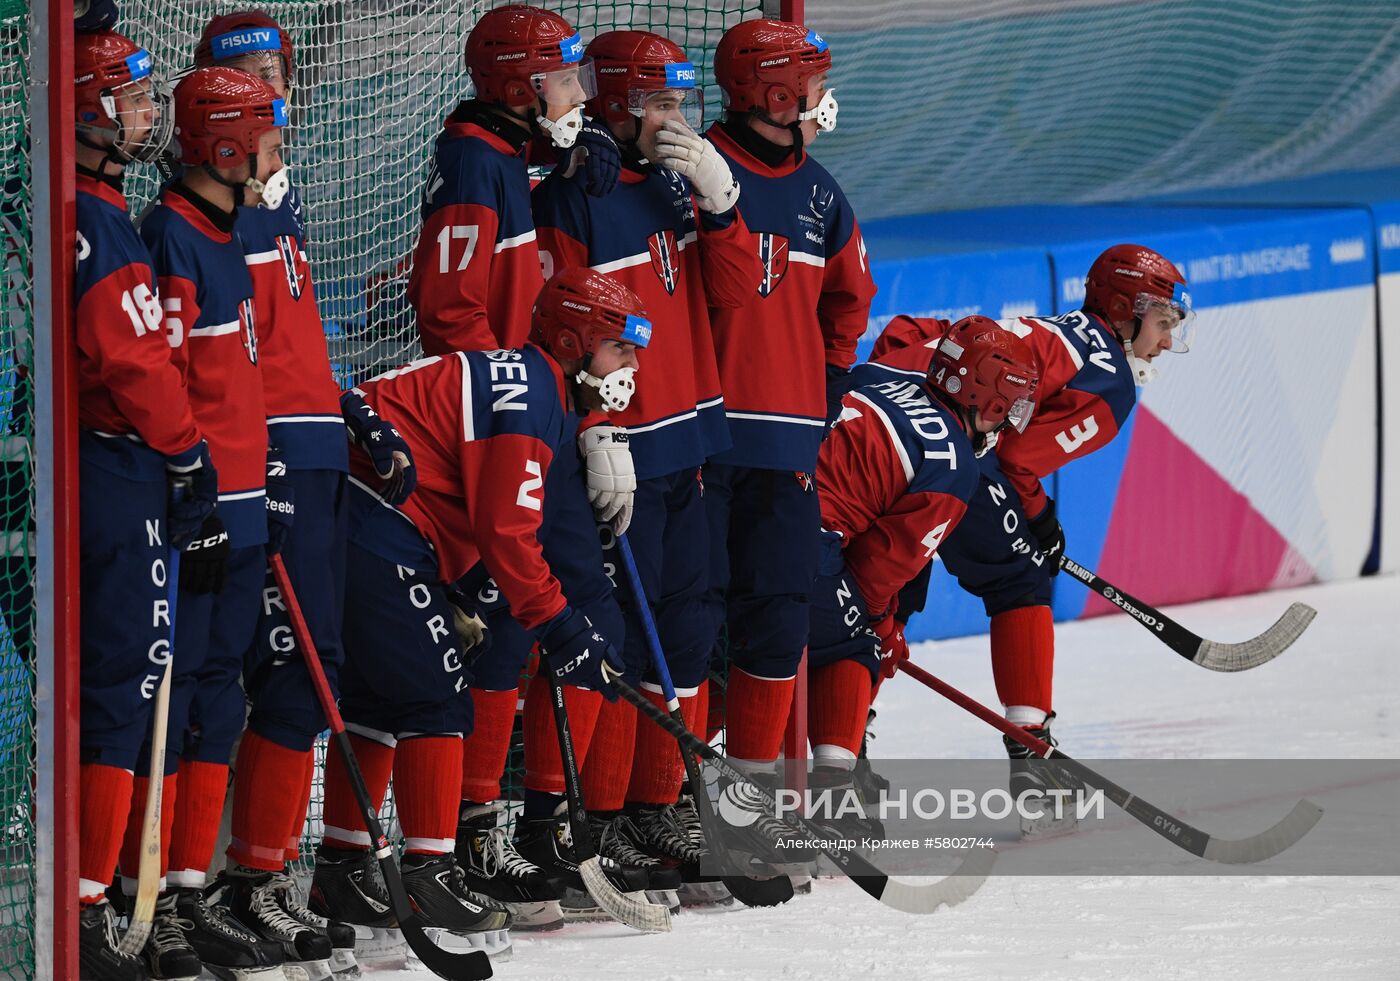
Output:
[616, 534, 681, 712]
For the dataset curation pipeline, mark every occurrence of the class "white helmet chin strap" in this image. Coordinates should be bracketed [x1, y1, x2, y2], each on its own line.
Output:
[974, 428, 999, 458]
[577, 365, 637, 413]
[1124, 339, 1158, 385]
[247, 165, 289, 210]
[539, 104, 584, 148]
[799, 89, 839, 132]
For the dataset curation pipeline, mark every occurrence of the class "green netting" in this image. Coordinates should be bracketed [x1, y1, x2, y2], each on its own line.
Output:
[0, 5, 35, 979]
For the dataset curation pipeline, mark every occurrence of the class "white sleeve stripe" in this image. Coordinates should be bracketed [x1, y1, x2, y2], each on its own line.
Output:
[725, 410, 827, 428]
[494, 229, 538, 253]
[268, 415, 346, 426]
[188, 320, 240, 337]
[788, 251, 827, 268]
[458, 351, 475, 442]
[1041, 319, 1084, 371]
[851, 391, 915, 484]
[591, 252, 652, 275]
[244, 249, 309, 266]
[218, 489, 265, 502]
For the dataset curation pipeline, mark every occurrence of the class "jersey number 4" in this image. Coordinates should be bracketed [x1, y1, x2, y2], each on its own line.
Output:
[120, 283, 163, 338]
[437, 224, 480, 273]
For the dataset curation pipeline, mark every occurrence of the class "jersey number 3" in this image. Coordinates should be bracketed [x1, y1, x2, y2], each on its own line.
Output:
[1055, 416, 1100, 454]
[437, 224, 480, 273]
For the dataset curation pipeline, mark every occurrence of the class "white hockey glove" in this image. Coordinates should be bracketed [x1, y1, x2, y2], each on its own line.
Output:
[578, 425, 635, 535]
[655, 119, 740, 215]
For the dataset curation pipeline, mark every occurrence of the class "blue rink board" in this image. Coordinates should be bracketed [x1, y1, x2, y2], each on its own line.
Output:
[859, 201, 1376, 641]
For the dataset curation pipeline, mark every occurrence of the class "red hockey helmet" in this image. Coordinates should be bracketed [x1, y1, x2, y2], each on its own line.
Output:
[464, 4, 593, 109]
[195, 11, 295, 88]
[531, 267, 652, 361]
[714, 19, 833, 126]
[585, 30, 702, 132]
[1084, 243, 1193, 343]
[927, 316, 1039, 433]
[173, 66, 286, 169]
[74, 30, 173, 162]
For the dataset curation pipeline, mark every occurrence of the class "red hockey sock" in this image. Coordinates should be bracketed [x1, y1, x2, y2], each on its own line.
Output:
[460, 688, 518, 804]
[626, 687, 704, 806]
[322, 733, 394, 851]
[523, 679, 602, 794]
[808, 660, 873, 763]
[227, 733, 312, 872]
[79, 763, 134, 903]
[725, 668, 795, 764]
[284, 748, 316, 862]
[703, 677, 725, 743]
[166, 760, 229, 889]
[990, 605, 1055, 719]
[118, 772, 177, 893]
[393, 735, 462, 856]
[581, 697, 637, 811]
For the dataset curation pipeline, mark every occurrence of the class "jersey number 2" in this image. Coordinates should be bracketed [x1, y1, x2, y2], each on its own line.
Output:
[516, 460, 544, 512]
[437, 224, 480, 273]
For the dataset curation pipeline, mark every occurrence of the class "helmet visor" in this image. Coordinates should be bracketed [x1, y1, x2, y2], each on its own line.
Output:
[1005, 396, 1035, 434]
[1133, 281, 1195, 353]
[532, 59, 597, 108]
[631, 86, 704, 131]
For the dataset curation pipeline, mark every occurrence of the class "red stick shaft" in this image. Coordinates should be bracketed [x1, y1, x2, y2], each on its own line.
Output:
[897, 660, 1054, 758]
[268, 554, 344, 734]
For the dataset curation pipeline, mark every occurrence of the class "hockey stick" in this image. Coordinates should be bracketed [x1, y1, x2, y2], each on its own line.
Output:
[897, 659, 1323, 863]
[610, 676, 992, 914]
[1059, 555, 1316, 671]
[118, 544, 179, 956]
[538, 662, 672, 933]
[615, 534, 794, 908]
[268, 555, 493, 981]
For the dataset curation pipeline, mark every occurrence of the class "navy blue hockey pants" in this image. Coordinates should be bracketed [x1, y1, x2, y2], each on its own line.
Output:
[806, 532, 881, 684]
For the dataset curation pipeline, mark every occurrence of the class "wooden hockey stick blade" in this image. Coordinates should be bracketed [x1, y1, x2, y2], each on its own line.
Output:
[614, 677, 992, 914]
[1199, 800, 1326, 864]
[579, 857, 672, 933]
[1193, 602, 1316, 672]
[117, 659, 171, 956]
[270, 556, 493, 981]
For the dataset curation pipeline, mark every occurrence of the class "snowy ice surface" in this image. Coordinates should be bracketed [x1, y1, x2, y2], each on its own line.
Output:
[389, 576, 1400, 980]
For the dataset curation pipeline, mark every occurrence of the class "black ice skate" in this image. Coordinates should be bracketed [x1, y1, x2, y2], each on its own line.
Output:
[630, 803, 730, 907]
[399, 852, 512, 959]
[139, 892, 201, 981]
[170, 886, 285, 981]
[512, 810, 651, 922]
[1005, 714, 1085, 839]
[219, 867, 333, 980]
[308, 847, 405, 973]
[268, 870, 359, 979]
[589, 812, 683, 913]
[78, 900, 148, 981]
[716, 775, 821, 870]
[456, 803, 563, 931]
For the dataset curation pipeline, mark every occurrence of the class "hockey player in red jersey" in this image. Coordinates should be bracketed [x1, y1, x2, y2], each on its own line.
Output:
[309, 268, 650, 946]
[806, 319, 1038, 797]
[528, 28, 761, 899]
[118, 65, 305, 978]
[845, 246, 1192, 833]
[408, 3, 621, 355]
[700, 19, 876, 774]
[190, 13, 412, 975]
[71, 30, 219, 981]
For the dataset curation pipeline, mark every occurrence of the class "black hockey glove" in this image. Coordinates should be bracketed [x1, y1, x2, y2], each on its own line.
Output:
[165, 439, 218, 549]
[556, 118, 621, 198]
[264, 454, 295, 556]
[181, 513, 230, 595]
[536, 607, 624, 701]
[340, 390, 416, 505]
[1028, 498, 1065, 575]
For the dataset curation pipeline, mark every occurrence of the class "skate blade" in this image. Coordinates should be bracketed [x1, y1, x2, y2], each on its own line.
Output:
[644, 889, 681, 914]
[285, 959, 332, 981]
[346, 926, 407, 973]
[559, 886, 649, 923]
[202, 966, 296, 981]
[789, 873, 813, 895]
[678, 881, 733, 907]
[419, 925, 513, 961]
[328, 948, 361, 979]
[1020, 814, 1080, 840]
[502, 899, 565, 931]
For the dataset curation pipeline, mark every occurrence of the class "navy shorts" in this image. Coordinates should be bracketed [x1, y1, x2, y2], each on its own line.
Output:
[806, 532, 880, 683]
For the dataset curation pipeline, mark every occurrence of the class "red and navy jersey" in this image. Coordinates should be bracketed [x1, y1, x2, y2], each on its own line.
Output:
[140, 185, 268, 546]
[237, 179, 348, 472]
[349, 345, 570, 631]
[532, 165, 760, 478]
[74, 173, 201, 462]
[408, 107, 542, 356]
[819, 378, 978, 620]
[993, 311, 1136, 519]
[703, 124, 876, 472]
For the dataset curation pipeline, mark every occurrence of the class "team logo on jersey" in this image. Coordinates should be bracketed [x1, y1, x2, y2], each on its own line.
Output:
[238, 297, 258, 364]
[275, 235, 305, 300]
[648, 228, 680, 295]
[757, 232, 789, 297]
[808, 183, 834, 220]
